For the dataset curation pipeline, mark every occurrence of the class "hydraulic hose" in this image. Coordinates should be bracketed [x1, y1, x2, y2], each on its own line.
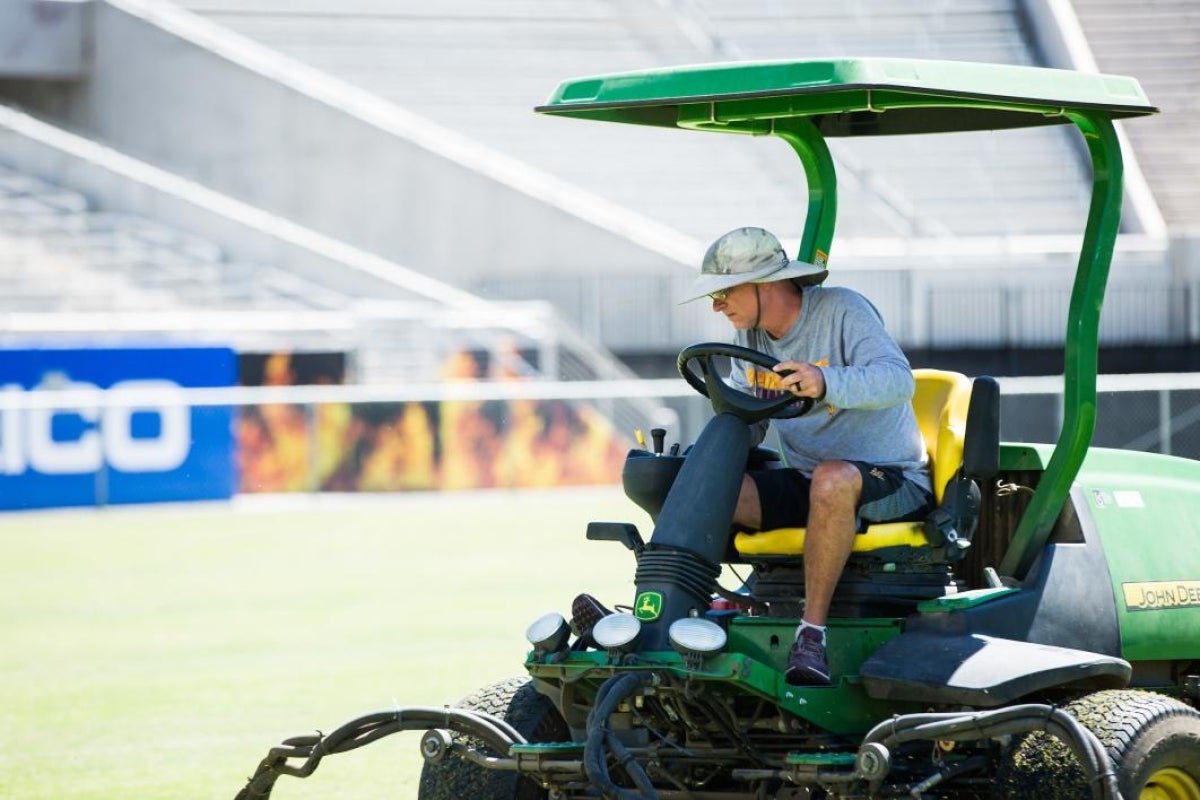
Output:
[861, 705, 1122, 800]
[584, 673, 658, 800]
[235, 706, 527, 800]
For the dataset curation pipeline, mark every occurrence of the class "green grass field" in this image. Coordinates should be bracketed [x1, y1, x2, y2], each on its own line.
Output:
[0, 488, 651, 799]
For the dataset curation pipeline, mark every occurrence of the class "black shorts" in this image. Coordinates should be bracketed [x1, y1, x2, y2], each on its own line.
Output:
[749, 462, 934, 531]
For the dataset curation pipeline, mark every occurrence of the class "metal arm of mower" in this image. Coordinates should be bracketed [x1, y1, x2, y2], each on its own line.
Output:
[858, 704, 1123, 800]
[729, 704, 1123, 800]
[233, 705, 530, 800]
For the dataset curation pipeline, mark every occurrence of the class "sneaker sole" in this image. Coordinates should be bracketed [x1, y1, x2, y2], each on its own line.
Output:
[784, 666, 831, 686]
[570, 594, 611, 637]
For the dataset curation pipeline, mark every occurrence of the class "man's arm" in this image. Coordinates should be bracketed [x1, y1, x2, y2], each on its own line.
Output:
[818, 294, 914, 410]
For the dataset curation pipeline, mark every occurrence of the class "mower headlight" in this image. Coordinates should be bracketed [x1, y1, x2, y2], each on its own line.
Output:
[591, 613, 642, 652]
[525, 611, 571, 654]
[668, 617, 727, 658]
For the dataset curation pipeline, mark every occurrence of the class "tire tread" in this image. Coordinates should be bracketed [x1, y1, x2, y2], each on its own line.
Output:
[994, 689, 1200, 800]
[417, 677, 567, 800]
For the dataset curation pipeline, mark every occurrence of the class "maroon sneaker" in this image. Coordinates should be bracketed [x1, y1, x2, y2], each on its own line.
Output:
[785, 627, 831, 686]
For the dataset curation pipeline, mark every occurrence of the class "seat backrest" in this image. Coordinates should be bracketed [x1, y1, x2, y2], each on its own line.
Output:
[911, 369, 973, 504]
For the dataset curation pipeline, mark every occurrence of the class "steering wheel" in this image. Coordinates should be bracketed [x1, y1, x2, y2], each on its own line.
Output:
[677, 343, 815, 423]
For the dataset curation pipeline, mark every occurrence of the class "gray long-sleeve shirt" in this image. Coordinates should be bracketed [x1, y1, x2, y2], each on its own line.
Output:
[730, 285, 930, 493]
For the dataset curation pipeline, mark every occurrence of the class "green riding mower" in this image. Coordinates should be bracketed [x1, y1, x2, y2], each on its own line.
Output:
[235, 59, 1200, 800]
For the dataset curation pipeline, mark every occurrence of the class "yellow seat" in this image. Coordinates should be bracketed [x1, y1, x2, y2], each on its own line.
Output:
[734, 369, 973, 557]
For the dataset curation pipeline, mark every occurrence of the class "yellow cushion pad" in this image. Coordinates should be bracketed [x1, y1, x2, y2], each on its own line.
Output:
[732, 370, 969, 558]
[734, 521, 929, 556]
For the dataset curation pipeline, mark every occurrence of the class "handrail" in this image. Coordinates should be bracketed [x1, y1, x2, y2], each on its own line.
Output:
[8, 371, 1198, 411]
[0, 379, 695, 411]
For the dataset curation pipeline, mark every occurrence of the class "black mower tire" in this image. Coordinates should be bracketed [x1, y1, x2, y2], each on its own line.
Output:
[994, 689, 1200, 800]
[417, 676, 569, 800]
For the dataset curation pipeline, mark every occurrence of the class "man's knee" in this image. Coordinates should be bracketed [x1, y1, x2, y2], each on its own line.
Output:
[810, 461, 862, 506]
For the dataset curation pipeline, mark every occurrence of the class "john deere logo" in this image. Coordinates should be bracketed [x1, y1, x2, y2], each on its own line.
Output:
[634, 591, 663, 621]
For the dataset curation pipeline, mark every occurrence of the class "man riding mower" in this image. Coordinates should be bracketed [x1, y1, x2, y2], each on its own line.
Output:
[235, 58, 1200, 800]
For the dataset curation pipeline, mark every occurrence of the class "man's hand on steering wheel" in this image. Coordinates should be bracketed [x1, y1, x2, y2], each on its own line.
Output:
[774, 360, 826, 401]
[677, 343, 816, 423]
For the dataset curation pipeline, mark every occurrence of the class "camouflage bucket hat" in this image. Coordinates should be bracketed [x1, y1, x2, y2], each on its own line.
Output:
[679, 227, 828, 304]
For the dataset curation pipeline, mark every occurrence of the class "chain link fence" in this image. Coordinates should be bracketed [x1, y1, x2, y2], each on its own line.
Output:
[999, 376, 1200, 459]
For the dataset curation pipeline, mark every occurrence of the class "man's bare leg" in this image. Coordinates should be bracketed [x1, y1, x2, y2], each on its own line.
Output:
[730, 466, 861, 611]
[801, 460, 863, 625]
[732, 475, 762, 530]
[783, 460, 862, 686]
[732, 464, 860, 679]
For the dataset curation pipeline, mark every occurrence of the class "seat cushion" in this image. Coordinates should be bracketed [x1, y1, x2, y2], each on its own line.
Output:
[734, 521, 929, 556]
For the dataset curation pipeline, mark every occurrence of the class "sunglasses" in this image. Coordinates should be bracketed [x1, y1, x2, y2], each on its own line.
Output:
[708, 289, 729, 302]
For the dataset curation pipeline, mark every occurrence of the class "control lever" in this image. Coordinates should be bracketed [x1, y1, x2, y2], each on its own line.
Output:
[650, 428, 666, 456]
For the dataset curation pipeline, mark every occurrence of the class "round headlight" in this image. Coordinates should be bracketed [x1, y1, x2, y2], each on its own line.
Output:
[591, 613, 642, 652]
[525, 611, 571, 653]
[668, 617, 727, 657]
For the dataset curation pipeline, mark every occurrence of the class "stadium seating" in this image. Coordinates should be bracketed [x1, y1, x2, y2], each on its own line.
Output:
[0, 163, 346, 315]
[1, 0, 1188, 365]
[172, 0, 1096, 242]
[1071, 0, 1200, 227]
[164, 0, 1189, 360]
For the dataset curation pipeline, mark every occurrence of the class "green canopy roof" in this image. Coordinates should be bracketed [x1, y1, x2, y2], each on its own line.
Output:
[536, 58, 1156, 136]
[537, 57, 1162, 581]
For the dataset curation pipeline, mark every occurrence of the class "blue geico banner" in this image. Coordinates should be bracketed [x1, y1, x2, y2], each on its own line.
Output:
[0, 347, 237, 510]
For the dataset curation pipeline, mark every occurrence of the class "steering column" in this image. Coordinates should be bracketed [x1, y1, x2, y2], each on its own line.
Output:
[631, 344, 812, 650]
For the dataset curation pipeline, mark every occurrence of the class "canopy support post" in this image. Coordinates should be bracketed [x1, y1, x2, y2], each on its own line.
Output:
[999, 112, 1123, 579]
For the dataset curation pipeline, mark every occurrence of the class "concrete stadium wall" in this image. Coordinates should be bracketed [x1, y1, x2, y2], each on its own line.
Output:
[0, 0, 89, 79]
[1, 0, 1190, 363]
[0, 0, 693, 296]
[0, 104, 490, 305]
